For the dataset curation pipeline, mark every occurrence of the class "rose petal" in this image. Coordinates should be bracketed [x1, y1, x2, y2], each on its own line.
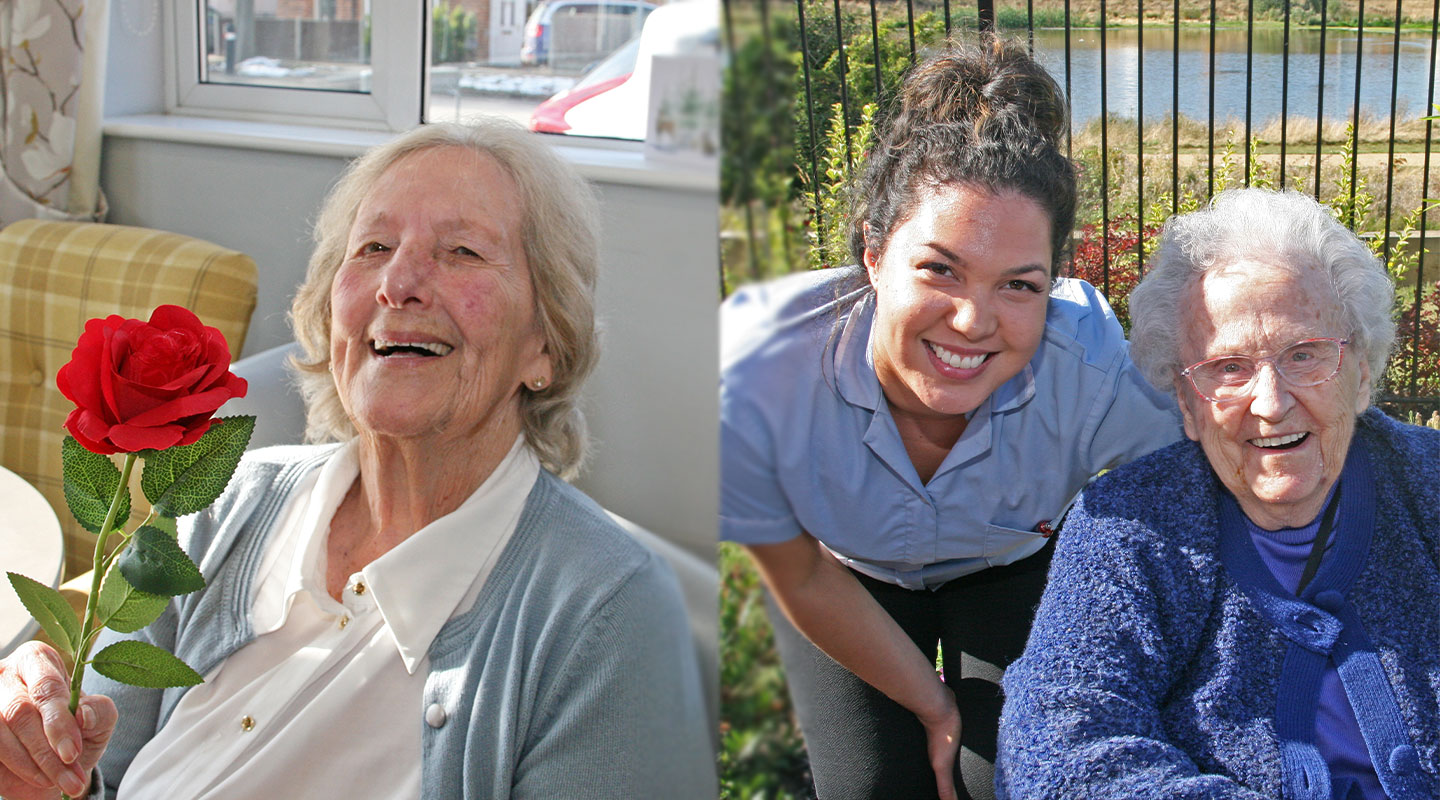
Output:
[110, 377, 183, 421]
[107, 422, 182, 452]
[98, 324, 124, 421]
[147, 305, 204, 332]
[58, 316, 123, 414]
[123, 386, 236, 428]
[63, 408, 119, 455]
[174, 418, 215, 447]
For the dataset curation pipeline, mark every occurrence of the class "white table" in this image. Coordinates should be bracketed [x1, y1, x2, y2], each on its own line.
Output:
[0, 466, 64, 658]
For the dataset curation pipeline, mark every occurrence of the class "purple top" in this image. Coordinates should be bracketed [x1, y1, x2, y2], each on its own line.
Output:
[1245, 490, 1382, 800]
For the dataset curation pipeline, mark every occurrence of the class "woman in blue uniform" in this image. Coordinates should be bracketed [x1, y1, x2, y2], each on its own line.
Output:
[720, 39, 1182, 800]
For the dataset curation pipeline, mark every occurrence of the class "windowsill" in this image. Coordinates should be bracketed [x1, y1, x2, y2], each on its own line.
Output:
[102, 114, 718, 193]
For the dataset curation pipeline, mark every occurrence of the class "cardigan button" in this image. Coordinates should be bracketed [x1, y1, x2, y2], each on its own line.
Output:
[425, 703, 447, 728]
[1389, 744, 1417, 776]
[1313, 590, 1344, 612]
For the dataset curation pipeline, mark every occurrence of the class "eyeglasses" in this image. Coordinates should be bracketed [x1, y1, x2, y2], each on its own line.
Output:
[1180, 337, 1350, 403]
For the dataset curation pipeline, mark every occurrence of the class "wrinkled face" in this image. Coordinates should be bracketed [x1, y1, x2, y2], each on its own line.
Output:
[329, 146, 551, 444]
[865, 184, 1052, 422]
[1176, 261, 1370, 530]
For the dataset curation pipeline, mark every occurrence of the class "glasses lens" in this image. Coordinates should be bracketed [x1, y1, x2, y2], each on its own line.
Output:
[1275, 339, 1343, 386]
[1193, 357, 1255, 401]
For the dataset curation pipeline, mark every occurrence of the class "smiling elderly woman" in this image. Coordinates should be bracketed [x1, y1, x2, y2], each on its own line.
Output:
[996, 189, 1440, 799]
[0, 119, 713, 800]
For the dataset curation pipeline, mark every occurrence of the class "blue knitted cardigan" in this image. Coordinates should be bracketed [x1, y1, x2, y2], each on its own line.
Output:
[996, 409, 1440, 799]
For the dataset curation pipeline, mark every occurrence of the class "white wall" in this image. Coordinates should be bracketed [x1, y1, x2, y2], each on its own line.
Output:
[97, 11, 719, 559]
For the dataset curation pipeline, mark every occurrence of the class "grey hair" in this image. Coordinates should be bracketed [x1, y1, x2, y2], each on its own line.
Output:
[1129, 188, 1395, 396]
[289, 118, 601, 478]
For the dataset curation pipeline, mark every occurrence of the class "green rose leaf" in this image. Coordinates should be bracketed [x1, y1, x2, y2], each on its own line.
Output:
[117, 527, 206, 597]
[6, 572, 78, 658]
[96, 563, 168, 634]
[141, 416, 254, 517]
[61, 436, 131, 534]
[148, 514, 178, 539]
[90, 640, 203, 688]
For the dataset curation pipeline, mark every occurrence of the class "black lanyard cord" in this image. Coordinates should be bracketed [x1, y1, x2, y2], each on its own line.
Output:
[1296, 481, 1342, 596]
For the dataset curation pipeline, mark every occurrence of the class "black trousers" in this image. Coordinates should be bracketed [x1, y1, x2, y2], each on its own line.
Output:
[766, 538, 1055, 800]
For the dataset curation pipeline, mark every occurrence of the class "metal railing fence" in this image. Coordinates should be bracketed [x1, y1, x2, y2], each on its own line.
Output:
[722, 0, 1440, 415]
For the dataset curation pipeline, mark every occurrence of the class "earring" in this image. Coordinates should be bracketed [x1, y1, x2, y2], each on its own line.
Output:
[531, 377, 547, 390]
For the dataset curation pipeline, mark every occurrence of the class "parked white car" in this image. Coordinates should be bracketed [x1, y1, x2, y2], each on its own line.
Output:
[528, 0, 719, 140]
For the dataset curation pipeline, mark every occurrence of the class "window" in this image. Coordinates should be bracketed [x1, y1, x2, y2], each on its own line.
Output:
[174, 2, 420, 130]
[173, 0, 709, 141]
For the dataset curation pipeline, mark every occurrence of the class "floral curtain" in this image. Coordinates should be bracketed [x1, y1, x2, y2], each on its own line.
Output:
[0, 0, 108, 225]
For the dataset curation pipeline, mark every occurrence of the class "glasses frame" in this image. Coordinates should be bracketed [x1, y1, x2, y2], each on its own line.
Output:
[1180, 337, 1351, 404]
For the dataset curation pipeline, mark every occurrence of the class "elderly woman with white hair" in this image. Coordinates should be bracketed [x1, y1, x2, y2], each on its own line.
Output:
[997, 188, 1439, 799]
[0, 119, 714, 799]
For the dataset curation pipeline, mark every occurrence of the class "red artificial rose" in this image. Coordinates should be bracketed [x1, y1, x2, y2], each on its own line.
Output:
[56, 305, 248, 454]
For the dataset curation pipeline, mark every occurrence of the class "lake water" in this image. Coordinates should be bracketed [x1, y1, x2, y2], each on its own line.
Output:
[1027, 26, 1440, 125]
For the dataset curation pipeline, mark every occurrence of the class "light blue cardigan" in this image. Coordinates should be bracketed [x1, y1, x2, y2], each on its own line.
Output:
[997, 409, 1440, 799]
[84, 445, 716, 799]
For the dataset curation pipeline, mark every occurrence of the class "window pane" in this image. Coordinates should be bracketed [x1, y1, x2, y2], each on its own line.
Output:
[426, 0, 657, 139]
[201, 0, 372, 93]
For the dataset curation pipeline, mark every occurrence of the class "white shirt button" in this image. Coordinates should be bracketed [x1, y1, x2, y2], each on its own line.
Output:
[424, 703, 447, 728]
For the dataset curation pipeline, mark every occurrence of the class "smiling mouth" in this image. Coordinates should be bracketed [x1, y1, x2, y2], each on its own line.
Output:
[370, 337, 455, 358]
[928, 341, 990, 370]
[1249, 432, 1309, 450]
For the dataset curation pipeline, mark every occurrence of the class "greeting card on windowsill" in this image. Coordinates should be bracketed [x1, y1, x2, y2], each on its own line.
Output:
[644, 53, 720, 170]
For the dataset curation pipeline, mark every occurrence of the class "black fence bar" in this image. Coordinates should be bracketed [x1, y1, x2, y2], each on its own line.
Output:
[905, 0, 916, 62]
[1315, 0, 1328, 199]
[1413, 0, 1440, 397]
[1349, 0, 1366, 227]
[1208, 0, 1217, 198]
[1100, 0, 1111, 297]
[795, 0, 821, 239]
[1064, 2, 1073, 163]
[1026, 0, 1033, 52]
[1137, 0, 1146, 271]
[869, 2, 883, 101]
[1172, 0, 1180, 215]
[977, 0, 993, 33]
[1243, 0, 1254, 185]
[831, 0, 853, 169]
[1279, 0, 1290, 190]
[1382, 5, 1404, 268]
[944, 0, 952, 36]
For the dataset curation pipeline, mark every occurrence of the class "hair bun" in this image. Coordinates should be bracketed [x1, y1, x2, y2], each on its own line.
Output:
[888, 37, 1068, 150]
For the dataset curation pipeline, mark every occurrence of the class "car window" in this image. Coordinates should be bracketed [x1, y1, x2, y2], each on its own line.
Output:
[572, 37, 642, 90]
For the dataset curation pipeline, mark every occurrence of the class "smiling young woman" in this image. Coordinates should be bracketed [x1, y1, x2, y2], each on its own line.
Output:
[720, 38, 1185, 800]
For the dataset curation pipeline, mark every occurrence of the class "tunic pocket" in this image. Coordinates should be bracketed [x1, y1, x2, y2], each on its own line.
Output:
[983, 523, 1049, 567]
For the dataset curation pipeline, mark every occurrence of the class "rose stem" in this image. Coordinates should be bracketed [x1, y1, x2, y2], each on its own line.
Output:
[68, 453, 137, 715]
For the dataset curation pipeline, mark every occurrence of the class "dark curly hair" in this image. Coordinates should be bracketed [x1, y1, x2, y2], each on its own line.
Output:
[847, 36, 1076, 277]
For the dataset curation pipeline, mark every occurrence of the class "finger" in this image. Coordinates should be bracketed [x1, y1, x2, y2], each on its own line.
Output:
[14, 652, 82, 769]
[76, 694, 118, 767]
[0, 720, 50, 789]
[2, 689, 74, 793]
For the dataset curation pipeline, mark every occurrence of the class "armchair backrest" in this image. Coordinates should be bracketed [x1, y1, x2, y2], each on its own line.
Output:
[0, 220, 257, 579]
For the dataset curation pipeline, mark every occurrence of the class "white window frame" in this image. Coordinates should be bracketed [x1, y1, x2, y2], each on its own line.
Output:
[166, 2, 424, 131]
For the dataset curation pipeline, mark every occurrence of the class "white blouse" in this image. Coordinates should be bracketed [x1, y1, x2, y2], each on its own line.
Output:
[117, 436, 539, 800]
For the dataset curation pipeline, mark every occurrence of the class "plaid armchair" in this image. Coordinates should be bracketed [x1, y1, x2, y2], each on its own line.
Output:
[0, 220, 257, 580]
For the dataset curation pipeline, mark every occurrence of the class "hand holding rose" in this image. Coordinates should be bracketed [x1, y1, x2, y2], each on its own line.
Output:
[0, 643, 117, 800]
[5, 304, 254, 799]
